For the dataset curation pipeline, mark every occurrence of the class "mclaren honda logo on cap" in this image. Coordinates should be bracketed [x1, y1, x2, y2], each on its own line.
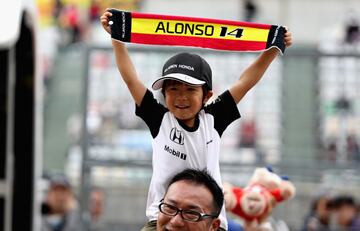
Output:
[164, 64, 195, 73]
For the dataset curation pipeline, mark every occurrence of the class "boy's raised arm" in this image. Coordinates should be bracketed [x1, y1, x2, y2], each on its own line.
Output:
[229, 30, 292, 104]
[101, 10, 147, 106]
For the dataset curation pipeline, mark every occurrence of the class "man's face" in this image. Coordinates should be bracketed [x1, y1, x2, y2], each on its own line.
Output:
[316, 198, 331, 221]
[334, 204, 356, 226]
[157, 180, 220, 231]
[47, 185, 72, 214]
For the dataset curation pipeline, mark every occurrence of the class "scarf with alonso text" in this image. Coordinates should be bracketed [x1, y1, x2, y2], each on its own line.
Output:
[108, 9, 286, 54]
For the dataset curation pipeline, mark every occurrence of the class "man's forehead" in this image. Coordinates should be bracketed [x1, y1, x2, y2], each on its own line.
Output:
[165, 181, 213, 207]
[50, 184, 71, 191]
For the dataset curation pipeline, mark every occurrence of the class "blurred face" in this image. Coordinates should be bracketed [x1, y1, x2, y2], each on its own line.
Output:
[90, 190, 105, 220]
[316, 198, 331, 222]
[240, 191, 266, 217]
[163, 80, 212, 128]
[47, 185, 72, 214]
[334, 205, 357, 226]
[157, 180, 220, 231]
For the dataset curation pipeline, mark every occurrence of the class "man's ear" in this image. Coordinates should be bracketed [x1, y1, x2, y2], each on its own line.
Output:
[203, 90, 213, 104]
[210, 218, 221, 231]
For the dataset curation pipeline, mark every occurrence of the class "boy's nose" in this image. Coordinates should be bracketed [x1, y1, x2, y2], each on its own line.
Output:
[176, 91, 188, 99]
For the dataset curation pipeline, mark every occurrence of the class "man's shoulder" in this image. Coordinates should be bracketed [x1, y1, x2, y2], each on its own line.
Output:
[64, 209, 85, 229]
[352, 216, 360, 226]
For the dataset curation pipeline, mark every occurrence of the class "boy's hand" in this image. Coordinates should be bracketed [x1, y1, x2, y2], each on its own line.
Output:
[100, 10, 112, 34]
[284, 27, 292, 48]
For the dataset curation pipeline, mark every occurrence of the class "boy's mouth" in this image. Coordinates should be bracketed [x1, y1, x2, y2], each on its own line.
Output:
[175, 105, 189, 109]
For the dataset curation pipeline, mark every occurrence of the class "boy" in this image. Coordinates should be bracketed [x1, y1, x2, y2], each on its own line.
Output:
[100, 10, 292, 231]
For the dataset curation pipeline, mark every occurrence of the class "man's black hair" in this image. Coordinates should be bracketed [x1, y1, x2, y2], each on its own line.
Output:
[166, 168, 224, 216]
[331, 195, 357, 209]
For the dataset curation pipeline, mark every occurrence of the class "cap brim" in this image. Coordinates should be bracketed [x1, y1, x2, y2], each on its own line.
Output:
[152, 73, 206, 90]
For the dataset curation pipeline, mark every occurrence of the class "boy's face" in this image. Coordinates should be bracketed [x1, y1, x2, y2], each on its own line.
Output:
[164, 80, 212, 127]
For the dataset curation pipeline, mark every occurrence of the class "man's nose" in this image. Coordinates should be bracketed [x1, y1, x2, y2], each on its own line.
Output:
[169, 212, 185, 226]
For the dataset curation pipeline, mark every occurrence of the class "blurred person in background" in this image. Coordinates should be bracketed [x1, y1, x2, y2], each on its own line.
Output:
[324, 140, 337, 163]
[346, 134, 360, 162]
[344, 10, 360, 46]
[52, 0, 64, 21]
[156, 168, 223, 231]
[58, 3, 82, 44]
[41, 175, 85, 231]
[331, 195, 360, 231]
[301, 191, 333, 231]
[89, 0, 101, 23]
[238, 118, 257, 148]
[243, 0, 258, 22]
[89, 187, 105, 230]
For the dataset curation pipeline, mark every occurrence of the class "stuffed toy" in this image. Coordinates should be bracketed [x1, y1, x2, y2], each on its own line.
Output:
[224, 167, 296, 224]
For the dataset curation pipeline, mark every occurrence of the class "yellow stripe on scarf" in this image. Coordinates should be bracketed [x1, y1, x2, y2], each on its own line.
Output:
[131, 18, 269, 41]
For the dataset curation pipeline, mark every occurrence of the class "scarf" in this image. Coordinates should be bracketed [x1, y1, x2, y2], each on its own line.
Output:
[109, 9, 286, 54]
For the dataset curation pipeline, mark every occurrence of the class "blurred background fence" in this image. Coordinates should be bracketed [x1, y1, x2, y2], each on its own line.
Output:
[41, 44, 360, 230]
[37, 0, 360, 230]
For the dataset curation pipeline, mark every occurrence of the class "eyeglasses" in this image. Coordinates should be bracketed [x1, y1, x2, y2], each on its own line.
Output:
[158, 201, 218, 222]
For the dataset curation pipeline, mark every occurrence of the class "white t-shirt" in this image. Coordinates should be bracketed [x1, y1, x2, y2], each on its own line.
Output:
[136, 89, 240, 230]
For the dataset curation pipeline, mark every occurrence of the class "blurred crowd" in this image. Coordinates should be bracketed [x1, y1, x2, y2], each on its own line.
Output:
[50, 0, 101, 45]
[301, 192, 360, 231]
[41, 174, 105, 231]
[39, 174, 360, 231]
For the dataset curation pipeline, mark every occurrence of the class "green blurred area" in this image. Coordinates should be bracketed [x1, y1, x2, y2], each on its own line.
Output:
[43, 45, 86, 171]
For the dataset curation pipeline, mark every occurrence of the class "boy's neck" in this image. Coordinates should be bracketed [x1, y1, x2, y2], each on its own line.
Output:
[177, 115, 200, 131]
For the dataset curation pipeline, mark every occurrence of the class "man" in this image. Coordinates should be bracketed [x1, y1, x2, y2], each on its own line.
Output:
[41, 175, 84, 231]
[331, 195, 360, 231]
[157, 168, 224, 231]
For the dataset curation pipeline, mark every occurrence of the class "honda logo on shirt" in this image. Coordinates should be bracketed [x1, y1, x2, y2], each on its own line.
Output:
[170, 128, 184, 145]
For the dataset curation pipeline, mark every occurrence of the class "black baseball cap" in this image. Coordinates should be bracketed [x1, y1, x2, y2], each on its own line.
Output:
[152, 52, 212, 90]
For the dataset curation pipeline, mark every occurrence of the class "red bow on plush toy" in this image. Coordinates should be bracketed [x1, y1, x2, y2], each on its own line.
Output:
[224, 167, 296, 224]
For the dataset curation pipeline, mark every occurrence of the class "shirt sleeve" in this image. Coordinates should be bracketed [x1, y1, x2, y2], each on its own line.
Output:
[204, 90, 241, 137]
[135, 89, 168, 138]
